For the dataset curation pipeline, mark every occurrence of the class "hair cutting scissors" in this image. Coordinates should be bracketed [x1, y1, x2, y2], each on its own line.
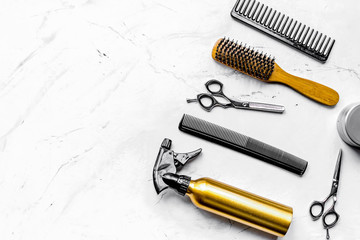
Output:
[187, 79, 285, 113]
[309, 149, 342, 239]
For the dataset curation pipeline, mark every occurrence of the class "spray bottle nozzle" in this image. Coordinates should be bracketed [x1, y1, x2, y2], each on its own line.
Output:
[152, 138, 201, 194]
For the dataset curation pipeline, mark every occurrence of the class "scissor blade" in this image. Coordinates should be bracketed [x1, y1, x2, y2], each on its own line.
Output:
[333, 149, 342, 182]
[249, 102, 285, 113]
[232, 100, 285, 113]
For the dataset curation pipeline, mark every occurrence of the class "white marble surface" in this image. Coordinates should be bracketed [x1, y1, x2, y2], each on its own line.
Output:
[0, 0, 360, 239]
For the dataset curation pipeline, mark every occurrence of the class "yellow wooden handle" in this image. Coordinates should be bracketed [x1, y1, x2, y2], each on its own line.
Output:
[269, 64, 339, 106]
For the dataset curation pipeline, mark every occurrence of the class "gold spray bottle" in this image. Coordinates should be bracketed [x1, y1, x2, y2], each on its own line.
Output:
[153, 139, 293, 237]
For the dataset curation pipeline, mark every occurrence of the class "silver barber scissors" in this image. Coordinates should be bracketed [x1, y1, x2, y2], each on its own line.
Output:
[187, 79, 285, 113]
[309, 149, 342, 239]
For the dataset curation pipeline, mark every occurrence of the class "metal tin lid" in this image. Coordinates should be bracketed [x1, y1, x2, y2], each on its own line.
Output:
[337, 103, 360, 147]
[345, 104, 360, 145]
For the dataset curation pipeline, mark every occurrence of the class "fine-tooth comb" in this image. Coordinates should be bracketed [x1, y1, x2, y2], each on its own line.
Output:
[212, 38, 339, 106]
[179, 114, 308, 175]
[231, 0, 335, 62]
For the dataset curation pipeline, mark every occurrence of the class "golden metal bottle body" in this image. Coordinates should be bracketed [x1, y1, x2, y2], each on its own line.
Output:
[186, 177, 293, 237]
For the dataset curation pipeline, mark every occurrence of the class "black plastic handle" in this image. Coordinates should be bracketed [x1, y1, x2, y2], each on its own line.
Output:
[205, 79, 224, 95]
[197, 93, 218, 112]
[322, 206, 339, 229]
[309, 200, 325, 220]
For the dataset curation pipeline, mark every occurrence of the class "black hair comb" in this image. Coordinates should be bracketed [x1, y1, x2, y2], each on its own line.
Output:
[231, 0, 335, 62]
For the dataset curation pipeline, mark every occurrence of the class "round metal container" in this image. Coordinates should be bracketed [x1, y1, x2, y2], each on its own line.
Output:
[337, 103, 360, 147]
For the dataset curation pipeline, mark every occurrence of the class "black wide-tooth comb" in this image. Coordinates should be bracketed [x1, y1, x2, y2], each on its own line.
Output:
[231, 0, 335, 62]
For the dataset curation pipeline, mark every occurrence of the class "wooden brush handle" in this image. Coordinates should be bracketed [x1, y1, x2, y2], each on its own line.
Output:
[269, 64, 339, 106]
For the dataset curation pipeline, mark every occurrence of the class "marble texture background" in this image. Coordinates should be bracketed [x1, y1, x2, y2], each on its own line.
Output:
[0, 0, 360, 239]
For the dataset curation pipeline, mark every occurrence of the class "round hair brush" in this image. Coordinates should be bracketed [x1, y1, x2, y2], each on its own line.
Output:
[212, 38, 339, 106]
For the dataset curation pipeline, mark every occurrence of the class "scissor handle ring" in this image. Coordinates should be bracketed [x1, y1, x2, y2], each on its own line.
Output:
[322, 207, 339, 229]
[205, 79, 224, 95]
[197, 93, 217, 112]
[310, 201, 325, 220]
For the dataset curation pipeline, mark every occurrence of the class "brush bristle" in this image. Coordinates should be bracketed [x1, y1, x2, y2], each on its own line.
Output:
[213, 38, 275, 81]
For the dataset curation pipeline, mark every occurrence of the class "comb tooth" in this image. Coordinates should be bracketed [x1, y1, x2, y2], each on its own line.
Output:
[255, 4, 264, 22]
[245, 0, 256, 17]
[275, 13, 285, 32]
[264, 8, 273, 26]
[236, 0, 246, 13]
[304, 28, 314, 46]
[292, 22, 302, 40]
[250, 1, 260, 19]
[288, 20, 298, 38]
[299, 26, 309, 44]
[271, 11, 281, 30]
[313, 33, 323, 51]
[266, 10, 277, 27]
[309, 31, 318, 48]
[323, 38, 335, 56]
[317, 35, 327, 52]
[258, 5, 268, 24]
[233, 0, 239, 11]
[284, 18, 293, 36]
[234, 0, 242, 13]
[320, 37, 330, 54]
[327, 39, 335, 56]
[295, 24, 305, 42]
[241, 0, 251, 15]
[279, 16, 289, 34]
